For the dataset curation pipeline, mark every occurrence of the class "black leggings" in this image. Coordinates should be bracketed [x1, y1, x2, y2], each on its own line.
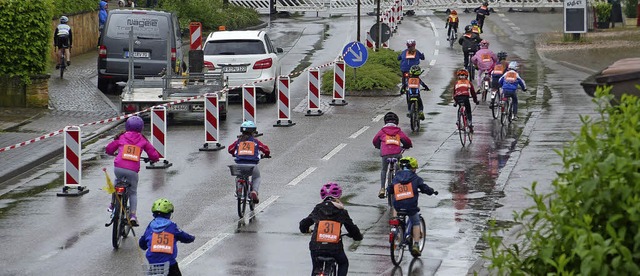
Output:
[168, 263, 182, 276]
[311, 250, 349, 276]
[454, 95, 473, 123]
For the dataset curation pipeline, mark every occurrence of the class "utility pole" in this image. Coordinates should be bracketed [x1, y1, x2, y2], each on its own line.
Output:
[357, 0, 361, 42]
[375, 0, 381, 51]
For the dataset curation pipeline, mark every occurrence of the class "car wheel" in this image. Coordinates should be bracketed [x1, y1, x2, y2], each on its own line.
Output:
[265, 83, 277, 103]
[98, 77, 110, 94]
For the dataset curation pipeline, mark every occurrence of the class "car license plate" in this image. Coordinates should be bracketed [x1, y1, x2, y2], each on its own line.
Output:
[124, 51, 150, 58]
[222, 66, 247, 73]
[168, 104, 188, 111]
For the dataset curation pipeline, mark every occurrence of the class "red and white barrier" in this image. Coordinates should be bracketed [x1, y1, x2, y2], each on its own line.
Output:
[189, 22, 202, 51]
[305, 68, 323, 116]
[199, 93, 225, 151]
[274, 76, 295, 127]
[242, 85, 257, 123]
[366, 32, 375, 49]
[330, 58, 348, 106]
[57, 126, 89, 196]
[148, 106, 172, 169]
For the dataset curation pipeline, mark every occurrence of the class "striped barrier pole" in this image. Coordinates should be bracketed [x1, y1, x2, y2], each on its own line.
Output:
[305, 68, 323, 116]
[329, 58, 348, 106]
[274, 76, 296, 127]
[57, 126, 89, 197]
[242, 85, 263, 136]
[147, 106, 172, 169]
[199, 93, 225, 151]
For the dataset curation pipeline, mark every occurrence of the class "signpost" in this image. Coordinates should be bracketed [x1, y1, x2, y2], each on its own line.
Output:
[564, 0, 587, 40]
[369, 23, 391, 45]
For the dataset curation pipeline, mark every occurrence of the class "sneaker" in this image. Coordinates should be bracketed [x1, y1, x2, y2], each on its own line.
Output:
[107, 203, 114, 213]
[512, 115, 519, 121]
[55, 64, 60, 69]
[66, 61, 71, 66]
[129, 214, 139, 227]
[250, 191, 259, 204]
[378, 188, 386, 199]
[406, 112, 411, 118]
[411, 243, 421, 257]
[419, 111, 425, 120]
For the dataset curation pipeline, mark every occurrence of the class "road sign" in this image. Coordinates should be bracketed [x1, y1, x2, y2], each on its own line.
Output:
[369, 23, 391, 44]
[341, 42, 368, 68]
[564, 0, 587, 33]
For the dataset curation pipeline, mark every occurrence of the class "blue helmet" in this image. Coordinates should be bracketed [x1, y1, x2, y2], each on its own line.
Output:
[125, 116, 144, 132]
[60, 16, 69, 24]
[240, 121, 257, 133]
[471, 19, 478, 25]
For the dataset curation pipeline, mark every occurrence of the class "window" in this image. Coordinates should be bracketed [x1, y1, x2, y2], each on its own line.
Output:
[203, 40, 266, 55]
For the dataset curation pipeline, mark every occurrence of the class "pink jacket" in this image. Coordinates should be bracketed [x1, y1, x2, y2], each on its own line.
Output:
[372, 124, 412, 156]
[105, 131, 160, 172]
[471, 49, 498, 71]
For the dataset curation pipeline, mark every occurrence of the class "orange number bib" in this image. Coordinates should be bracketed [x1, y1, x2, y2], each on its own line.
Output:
[408, 77, 420, 89]
[385, 134, 400, 146]
[405, 51, 416, 59]
[150, 232, 175, 254]
[237, 141, 256, 156]
[504, 71, 518, 83]
[316, 220, 341, 243]
[394, 182, 415, 201]
[481, 53, 492, 62]
[121, 144, 142, 162]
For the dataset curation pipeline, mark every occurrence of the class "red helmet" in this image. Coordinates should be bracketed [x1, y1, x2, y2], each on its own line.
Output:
[451, 10, 458, 15]
[320, 182, 342, 200]
[456, 69, 469, 78]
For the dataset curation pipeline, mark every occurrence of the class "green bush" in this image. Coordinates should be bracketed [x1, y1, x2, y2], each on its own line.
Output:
[484, 87, 640, 275]
[320, 48, 401, 93]
[0, 0, 54, 82]
[593, 1, 613, 21]
[159, 0, 260, 31]
[623, 0, 637, 18]
[53, 0, 97, 17]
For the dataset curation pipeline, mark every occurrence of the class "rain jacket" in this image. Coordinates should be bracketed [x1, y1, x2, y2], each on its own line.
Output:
[499, 70, 527, 92]
[228, 136, 270, 164]
[387, 169, 435, 215]
[54, 24, 72, 48]
[299, 198, 363, 252]
[99, 1, 108, 28]
[397, 49, 426, 72]
[372, 124, 412, 156]
[474, 5, 490, 20]
[139, 216, 195, 265]
[105, 131, 160, 172]
[458, 32, 481, 52]
[471, 49, 498, 71]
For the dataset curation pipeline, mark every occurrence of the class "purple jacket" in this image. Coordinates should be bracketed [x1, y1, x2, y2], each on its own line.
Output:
[471, 49, 498, 71]
[105, 131, 160, 172]
[372, 124, 412, 156]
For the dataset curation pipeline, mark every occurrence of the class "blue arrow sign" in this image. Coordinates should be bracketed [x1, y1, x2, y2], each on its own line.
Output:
[342, 41, 368, 68]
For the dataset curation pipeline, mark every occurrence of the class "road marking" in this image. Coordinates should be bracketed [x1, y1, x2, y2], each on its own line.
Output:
[322, 143, 347, 160]
[372, 114, 384, 122]
[498, 13, 505, 17]
[512, 26, 521, 30]
[287, 167, 317, 186]
[247, 195, 279, 217]
[507, 22, 516, 26]
[349, 126, 370, 139]
[434, 49, 439, 56]
[516, 31, 525, 35]
[180, 233, 231, 267]
[502, 18, 510, 22]
[436, 40, 440, 46]
[429, 59, 436, 66]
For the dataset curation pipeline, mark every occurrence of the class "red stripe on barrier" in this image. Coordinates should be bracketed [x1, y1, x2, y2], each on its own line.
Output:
[66, 172, 78, 185]
[66, 146, 79, 169]
[152, 125, 165, 146]
[244, 99, 255, 116]
[279, 91, 288, 107]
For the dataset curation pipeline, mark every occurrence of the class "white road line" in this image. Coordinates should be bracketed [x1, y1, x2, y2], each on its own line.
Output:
[507, 22, 516, 26]
[287, 167, 317, 186]
[436, 40, 440, 46]
[429, 59, 436, 66]
[247, 195, 279, 218]
[516, 31, 525, 35]
[512, 26, 521, 30]
[502, 18, 510, 22]
[431, 22, 438, 37]
[349, 126, 370, 139]
[498, 13, 505, 17]
[372, 114, 384, 122]
[322, 143, 347, 160]
[433, 49, 439, 56]
[180, 233, 231, 267]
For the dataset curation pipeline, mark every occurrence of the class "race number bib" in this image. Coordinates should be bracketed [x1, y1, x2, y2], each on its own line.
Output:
[316, 220, 341, 243]
[150, 232, 175, 254]
[385, 134, 401, 146]
[504, 71, 518, 83]
[237, 141, 256, 156]
[394, 182, 415, 201]
[408, 78, 420, 89]
[121, 144, 142, 161]
[405, 51, 416, 59]
[481, 53, 492, 62]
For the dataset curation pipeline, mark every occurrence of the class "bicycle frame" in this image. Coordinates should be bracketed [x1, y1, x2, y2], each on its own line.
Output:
[59, 47, 67, 79]
[389, 212, 426, 266]
[385, 158, 398, 207]
[408, 96, 420, 133]
[500, 95, 513, 125]
[457, 103, 472, 146]
[229, 165, 255, 218]
[107, 179, 133, 249]
[314, 256, 337, 276]
[481, 72, 491, 102]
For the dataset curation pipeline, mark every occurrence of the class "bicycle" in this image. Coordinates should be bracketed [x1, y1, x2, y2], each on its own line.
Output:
[228, 155, 270, 218]
[455, 100, 473, 147]
[383, 157, 399, 207]
[500, 94, 514, 126]
[312, 234, 351, 276]
[480, 72, 491, 102]
[490, 87, 502, 119]
[447, 30, 456, 49]
[399, 72, 410, 95]
[142, 261, 170, 276]
[389, 209, 427, 266]
[58, 46, 69, 79]
[465, 51, 476, 81]
[408, 93, 421, 133]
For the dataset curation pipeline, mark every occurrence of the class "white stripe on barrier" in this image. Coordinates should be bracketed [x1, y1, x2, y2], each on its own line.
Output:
[151, 106, 167, 159]
[242, 85, 257, 123]
[204, 93, 220, 143]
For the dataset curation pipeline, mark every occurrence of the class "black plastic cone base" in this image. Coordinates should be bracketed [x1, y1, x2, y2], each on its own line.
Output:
[199, 143, 225, 151]
[146, 160, 173, 169]
[57, 186, 90, 197]
[329, 99, 348, 106]
[273, 120, 296, 127]
[305, 109, 323, 116]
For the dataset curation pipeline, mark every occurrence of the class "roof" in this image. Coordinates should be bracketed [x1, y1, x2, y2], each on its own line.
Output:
[206, 30, 264, 41]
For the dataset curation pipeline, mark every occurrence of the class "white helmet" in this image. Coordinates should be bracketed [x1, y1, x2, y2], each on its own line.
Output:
[60, 16, 69, 24]
[508, 61, 519, 71]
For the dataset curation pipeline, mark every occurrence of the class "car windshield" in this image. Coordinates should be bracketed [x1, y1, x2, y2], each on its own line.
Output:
[106, 13, 169, 40]
[204, 40, 266, 55]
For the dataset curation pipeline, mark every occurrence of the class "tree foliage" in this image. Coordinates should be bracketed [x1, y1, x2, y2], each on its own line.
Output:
[159, 0, 261, 31]
[52, 0, 97, 17]
[484, 87, 640, 275]
[320, 48, 401, 93]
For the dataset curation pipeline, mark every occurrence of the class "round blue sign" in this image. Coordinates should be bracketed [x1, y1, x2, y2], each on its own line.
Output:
[341, 42, 369, 68]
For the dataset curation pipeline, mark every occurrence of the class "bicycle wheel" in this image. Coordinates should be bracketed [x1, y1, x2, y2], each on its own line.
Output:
[482, 80, 489, 102]
[418, 216, 427, 253]
[112, 198, 122, 249]
[491, 91, 499, 119]
[457, 108, 466, 147]
[449, 33, 454, 48]
[249, 183, 256, 212]
[410, 101, 419, 132]
[390, 224, 405, 266]
[500, 98, 508, 126]
[237, 180, 247, 218]
[122, 197, 131, 239]
[59, 55, 65, 79]
[507, 99, 513, 124]
[386, 166, 394, 207]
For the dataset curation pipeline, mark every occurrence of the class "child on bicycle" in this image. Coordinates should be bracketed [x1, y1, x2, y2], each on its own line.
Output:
[471, 40, 498, 89]
[387, 156, 437, 257]
[139, 198, 195, 276]
[105, 115, 160, 226]
[452, 69, 479, 132]
[299, 182, 363, 276]
[458, 26, 482, 70]
[373, 112, 412, 199]
[228, 121, 270, 204]
[398, 39, 426, 95]
[403, 65, 431, 120]
[54, 16, 73, 69]
[490, 51, 509, 109]
[444, 10, 459, 41]
[499, 61, 527, 121]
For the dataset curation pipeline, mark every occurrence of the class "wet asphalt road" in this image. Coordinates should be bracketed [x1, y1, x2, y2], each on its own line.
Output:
[0, 10, 600, 276]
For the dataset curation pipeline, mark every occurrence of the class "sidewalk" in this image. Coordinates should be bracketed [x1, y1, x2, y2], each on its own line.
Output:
[0, 51, 120, 185]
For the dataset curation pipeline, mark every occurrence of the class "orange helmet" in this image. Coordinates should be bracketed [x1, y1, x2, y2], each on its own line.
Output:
[456, 69, 469, 78]
[451, 10, 457, 15]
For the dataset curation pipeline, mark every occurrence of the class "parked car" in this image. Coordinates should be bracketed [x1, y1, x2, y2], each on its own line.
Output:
[98, 9, 185, 94]
[202, 30, 284, 103]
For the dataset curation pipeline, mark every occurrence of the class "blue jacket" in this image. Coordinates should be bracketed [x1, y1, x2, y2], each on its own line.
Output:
[139, 216, 195, 265]
[387, 169, 435, 215]
[99, 1, 108, 27]
[397, 49, 425, 72]
[498, 70, 527, 92]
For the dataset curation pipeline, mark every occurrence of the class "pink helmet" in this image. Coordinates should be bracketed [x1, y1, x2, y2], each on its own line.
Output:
[479, 39, 489, 49]
[320, 182, 342, 200]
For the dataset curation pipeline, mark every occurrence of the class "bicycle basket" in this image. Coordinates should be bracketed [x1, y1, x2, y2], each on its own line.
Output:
[228, 165, 254, 177]
[143, 262, 169, 276]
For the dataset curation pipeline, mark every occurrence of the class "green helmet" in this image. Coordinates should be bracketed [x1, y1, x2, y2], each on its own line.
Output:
[151, 198, 174, 214]
[409, 65, 422, 76]
[399, 156, 419, 169]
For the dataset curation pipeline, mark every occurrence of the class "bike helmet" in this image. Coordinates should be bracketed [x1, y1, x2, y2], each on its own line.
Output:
[456, 69, 469, 78]
[471, 19, 478, 25]
[384, 112, 399, 125]
[399, 156, 419, 169]
[60, 16, 69, 24]
[508, 61, 519, 71]
[450, 10, 458, 15]
[483, 2, 489, 6]
[464, 25, 473, 32]
[479, 40, 489, 49]
[151, 198, 175, 214]
[125, 115, 144, 132]
[320, 182, 343, 200]
[409, 65, 422, 76]
[406, 39, 416, 48]
[497, 51, 508, 61]
[240, 120, 257, 133]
